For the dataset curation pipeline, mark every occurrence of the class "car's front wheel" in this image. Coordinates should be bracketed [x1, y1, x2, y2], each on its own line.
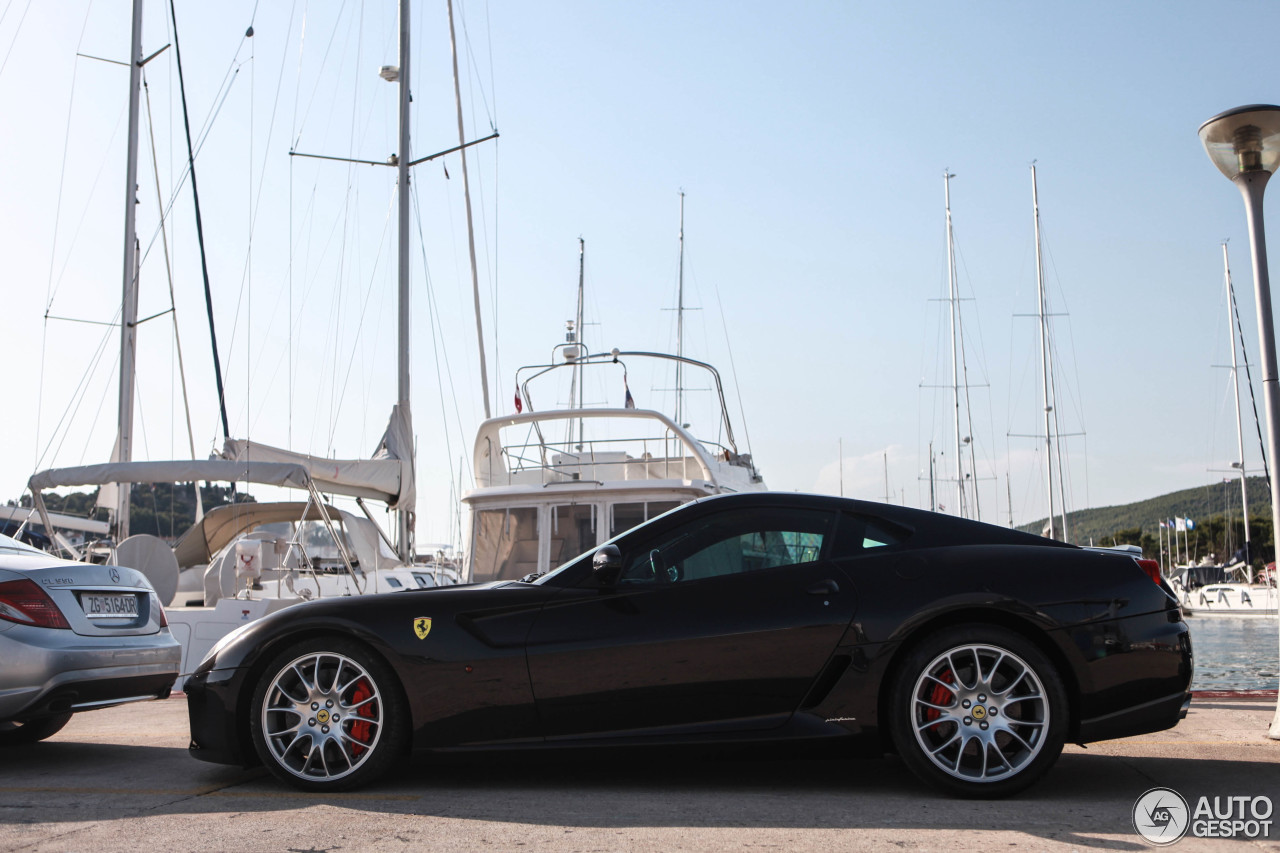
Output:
[249, 637, 408, 791]
[889, 624, 1068, 798]
[0, 713, 72, 745]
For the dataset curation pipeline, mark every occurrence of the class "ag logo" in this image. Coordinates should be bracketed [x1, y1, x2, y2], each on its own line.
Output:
[413, 617, 432, 640]
[1133, 787, 1190, 845]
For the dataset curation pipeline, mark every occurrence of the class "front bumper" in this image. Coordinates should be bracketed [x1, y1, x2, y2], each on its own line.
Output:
[185, 666, 253, 766]
[0, 624, 181, 721]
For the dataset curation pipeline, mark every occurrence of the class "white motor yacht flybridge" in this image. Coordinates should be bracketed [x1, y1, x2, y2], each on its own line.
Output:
[464, 349, 765, 584]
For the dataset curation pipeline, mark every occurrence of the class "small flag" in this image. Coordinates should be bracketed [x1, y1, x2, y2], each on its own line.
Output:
[1185, 517, 1195, 531]
[1159, 520, 1167, 529]
[623, 372, 635, 409]
[1175, 518, 1186, 532]
[514, 390, 523, 413]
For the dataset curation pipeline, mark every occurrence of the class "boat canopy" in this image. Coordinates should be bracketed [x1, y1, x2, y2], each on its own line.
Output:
[172, 501, 338, 567]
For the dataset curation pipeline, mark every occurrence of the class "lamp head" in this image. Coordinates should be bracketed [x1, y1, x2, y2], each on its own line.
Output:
[1200, 105, 1280, 179]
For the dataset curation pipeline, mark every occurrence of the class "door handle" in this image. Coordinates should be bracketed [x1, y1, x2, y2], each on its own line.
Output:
[806, 579, 840, 595]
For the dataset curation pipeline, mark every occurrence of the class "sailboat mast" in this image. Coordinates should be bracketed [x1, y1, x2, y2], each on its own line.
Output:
[928, 442, 937, 511]
[447, 0, 491, 421]
[568, 237, 585, 449]
[1031, 164, 1056, 540]
[115, 0, 144, 541]
[1224, 241, 1253, 576]
[394, 0, 413, 560]
[675, 191, 686, 428]
[944, 171, 965, 518]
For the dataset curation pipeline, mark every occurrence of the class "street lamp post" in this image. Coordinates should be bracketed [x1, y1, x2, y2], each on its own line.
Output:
[1199, 104, 1280, 739]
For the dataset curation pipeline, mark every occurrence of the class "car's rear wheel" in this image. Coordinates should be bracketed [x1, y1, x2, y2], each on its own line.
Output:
[0, 713, 73, 745]
[249, 637, 407, 791]
[889, 624, 1068, 798]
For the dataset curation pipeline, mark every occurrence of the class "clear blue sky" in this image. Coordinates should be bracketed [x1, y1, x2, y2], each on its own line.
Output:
[2, 1, 1278, 544]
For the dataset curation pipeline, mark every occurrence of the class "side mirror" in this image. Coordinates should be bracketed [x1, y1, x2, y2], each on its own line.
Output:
[592, 544, 623, 585]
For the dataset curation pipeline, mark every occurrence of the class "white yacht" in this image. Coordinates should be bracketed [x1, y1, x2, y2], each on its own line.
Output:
[1171, 563, 1278, 616]
[463, 348, 765, 583]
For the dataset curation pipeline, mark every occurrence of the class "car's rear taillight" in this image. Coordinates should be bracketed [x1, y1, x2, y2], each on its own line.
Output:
[155, 597, 169, 628]
[0, 579, 71, 629]
[1136, 558, 1163, 585]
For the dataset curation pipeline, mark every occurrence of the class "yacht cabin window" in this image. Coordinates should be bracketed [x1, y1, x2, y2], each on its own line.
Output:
[472, 507, 539, 583]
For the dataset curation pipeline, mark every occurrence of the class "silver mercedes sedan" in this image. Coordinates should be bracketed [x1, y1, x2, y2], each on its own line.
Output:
[0, 533, 181, 744]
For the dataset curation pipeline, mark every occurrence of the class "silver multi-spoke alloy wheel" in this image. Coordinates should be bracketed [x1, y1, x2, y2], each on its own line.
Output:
[260, 650, 385, 783]
[909, 643, 1049, 783]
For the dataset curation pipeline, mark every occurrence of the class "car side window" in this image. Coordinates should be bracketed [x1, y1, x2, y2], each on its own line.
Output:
[619, 508, 833, 585]
[829, 511, 910, 559]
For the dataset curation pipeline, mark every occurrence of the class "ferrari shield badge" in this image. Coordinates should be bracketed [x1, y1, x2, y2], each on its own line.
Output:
[413, 617, 432, 640]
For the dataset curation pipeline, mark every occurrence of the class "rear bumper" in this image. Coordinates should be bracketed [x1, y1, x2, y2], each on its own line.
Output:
[1077, 690, 1192, 743]
[1065, 608, 1193, 743]
[0, 625, 180, 721]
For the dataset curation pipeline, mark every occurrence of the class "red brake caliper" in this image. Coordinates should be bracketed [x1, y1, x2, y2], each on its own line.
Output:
[924, 669, 954, 722]
[349, 679, 374, 756]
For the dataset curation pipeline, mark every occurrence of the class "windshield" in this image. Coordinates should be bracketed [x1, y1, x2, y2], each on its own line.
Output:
[0, 532, 46, 556]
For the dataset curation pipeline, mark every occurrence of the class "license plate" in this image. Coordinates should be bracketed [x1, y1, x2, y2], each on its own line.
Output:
[81, 593, 139, 619]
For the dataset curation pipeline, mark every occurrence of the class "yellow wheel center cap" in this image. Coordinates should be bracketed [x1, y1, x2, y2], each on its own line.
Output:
[972, 705, 987, 721]
[317, 709, 330, 724]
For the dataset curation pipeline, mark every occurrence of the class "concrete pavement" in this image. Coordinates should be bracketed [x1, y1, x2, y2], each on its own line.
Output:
[0, 694, 1277, 851]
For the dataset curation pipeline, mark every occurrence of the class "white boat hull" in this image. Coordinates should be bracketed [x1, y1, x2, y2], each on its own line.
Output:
[1179, 583, 1279, 616]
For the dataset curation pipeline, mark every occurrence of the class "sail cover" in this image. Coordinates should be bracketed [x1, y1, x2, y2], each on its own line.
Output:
[29, 459, 313, 492]
[219, 405, 414, 508]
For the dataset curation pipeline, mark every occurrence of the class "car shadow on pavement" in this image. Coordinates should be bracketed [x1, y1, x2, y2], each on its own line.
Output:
[3, 741, 1274, 850]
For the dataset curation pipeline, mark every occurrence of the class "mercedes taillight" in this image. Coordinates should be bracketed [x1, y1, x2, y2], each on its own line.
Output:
[0, 578, 71, 629]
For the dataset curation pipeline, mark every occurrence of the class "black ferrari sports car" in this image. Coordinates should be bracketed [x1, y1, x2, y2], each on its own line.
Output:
[185, 492, 1192, 797]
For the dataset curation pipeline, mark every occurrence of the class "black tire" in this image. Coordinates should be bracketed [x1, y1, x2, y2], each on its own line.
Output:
[249, 637, 408, 791]
[888, 623, 1068, 798]
[0, 713, 73, 745]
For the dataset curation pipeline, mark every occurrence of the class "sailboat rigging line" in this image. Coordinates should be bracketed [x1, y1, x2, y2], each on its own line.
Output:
[47, 105, 128, 310]
[35, 2, 96, 476]
[290, 0, 349, 150]
[711, 275, 753, 458]
[325, 191, 396, 451]
[451, 0, 488, 421]
[1231, 267, 1272, 490]
[456, 0, 497, 130]
[168, 0, 231, 442]
[412, 178, 474, 484]
[0, 0, 30, 81]
[38, 310, 120, 472]
[77, 348, 119, 468]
